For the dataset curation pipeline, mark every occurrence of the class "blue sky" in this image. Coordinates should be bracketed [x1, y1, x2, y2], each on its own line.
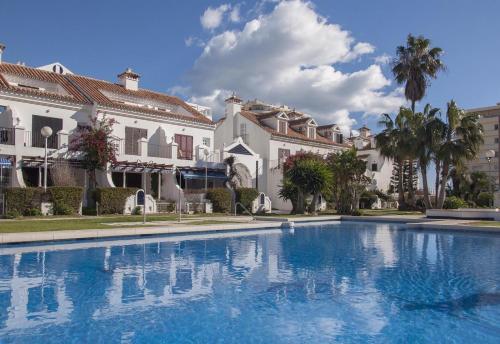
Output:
[1, 0, 500, 132]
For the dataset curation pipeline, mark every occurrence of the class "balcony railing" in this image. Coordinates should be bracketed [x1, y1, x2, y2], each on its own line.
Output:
[148, 143, 172, 159]
[24, 131, 58, 148]
[0, 127, 14, 145]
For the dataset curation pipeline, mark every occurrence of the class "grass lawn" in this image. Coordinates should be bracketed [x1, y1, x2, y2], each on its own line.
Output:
[0, 214, 240, 233]
[468, 221, 500, 227]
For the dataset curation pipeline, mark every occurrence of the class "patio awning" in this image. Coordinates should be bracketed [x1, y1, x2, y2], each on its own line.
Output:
[0, 158, 12, 167]
[180, 170, 227, 180]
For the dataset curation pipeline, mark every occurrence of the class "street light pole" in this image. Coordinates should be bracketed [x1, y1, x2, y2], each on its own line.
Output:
[485, 149, 496, 207]
[40, 126, 53, 192]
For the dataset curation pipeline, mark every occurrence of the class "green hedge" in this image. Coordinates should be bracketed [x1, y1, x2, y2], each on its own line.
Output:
[476, 192, 494, 207]
[235, 188, 259, 214]
[49, 187, 83, 215]
[206, 188, 232, 213]
[5, 187, 83, 216]
[95, 187, 137, 214]
[5, 187, 45, 215]
[443, 196, 468, 209]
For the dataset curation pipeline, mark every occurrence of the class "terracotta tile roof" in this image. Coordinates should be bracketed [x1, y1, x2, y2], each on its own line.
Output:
[317, 124, 338, 130]
[0, 63, 91, 104]
[255, 110, 282, 120]
[288, 116, 314, 126]
[241, 110, 347, 148]
[0, 62, 213, 125]
[67, 74, 213, 125]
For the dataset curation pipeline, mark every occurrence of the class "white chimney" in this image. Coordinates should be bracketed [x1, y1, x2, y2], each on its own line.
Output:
[0, 43, 5, 64]
[118, 68, 140, 91]
[224, 92, 242, 118]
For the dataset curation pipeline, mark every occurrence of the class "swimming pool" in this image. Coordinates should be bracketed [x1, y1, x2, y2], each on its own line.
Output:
[0, 221, 499, 343]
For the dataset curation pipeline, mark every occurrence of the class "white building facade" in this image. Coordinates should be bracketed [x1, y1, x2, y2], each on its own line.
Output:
[0, 48, 225, 213]
[215, 96, 346, 211]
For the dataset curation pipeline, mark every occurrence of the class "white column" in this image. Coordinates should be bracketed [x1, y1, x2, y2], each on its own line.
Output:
[157, 172, 161, 200]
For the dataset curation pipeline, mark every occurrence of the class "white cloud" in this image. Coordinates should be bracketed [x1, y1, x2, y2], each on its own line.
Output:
[374, 53, 391, 65]
[230, 5, 241, 22]
[200, 4, 230, 30]
[185, 36, 205, 47]
[183, 0, 404, 129]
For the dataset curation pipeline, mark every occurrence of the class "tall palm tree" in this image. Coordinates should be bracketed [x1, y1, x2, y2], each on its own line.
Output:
[436, 101, 483, 208]
[376, 107, 415, 208]
[392, 34, 445, 114]
[413, 104, 442, 208]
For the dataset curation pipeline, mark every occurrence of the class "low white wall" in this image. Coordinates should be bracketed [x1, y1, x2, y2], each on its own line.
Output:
[426, 208, 500, 220]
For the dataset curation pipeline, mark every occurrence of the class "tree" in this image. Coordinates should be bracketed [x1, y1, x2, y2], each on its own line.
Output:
[327, 149, 370, 214]
[435, 101, 483, 208]
[281, 152, 332, 215]
[223, 156, 242, 190]
[392, 34, 444, 206]
[70, 115, 117, 188]
[376, 107, 418, 208]
[392, 34, 445, 114]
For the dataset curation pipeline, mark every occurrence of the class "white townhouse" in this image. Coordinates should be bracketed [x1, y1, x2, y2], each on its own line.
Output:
[0, 45, 225, 213]
[215, 96, 347, 211]
[348, 126, 394, 194]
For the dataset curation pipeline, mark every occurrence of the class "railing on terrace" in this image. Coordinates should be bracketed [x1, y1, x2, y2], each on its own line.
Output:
[0, 127, 15, 145]
[148, 143, 172, 159]
[24, 130, 58, 148]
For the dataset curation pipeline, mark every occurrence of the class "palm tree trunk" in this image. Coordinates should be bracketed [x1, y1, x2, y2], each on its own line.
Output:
[296, 190, 305, 214]
[434, 161, 441, 208]
[397, 159, 405, 208]
[407, 159, 415, 207]
[309, 192, 319, 215]
[437, 161, 450, 208]
[420, 162, 432, 209]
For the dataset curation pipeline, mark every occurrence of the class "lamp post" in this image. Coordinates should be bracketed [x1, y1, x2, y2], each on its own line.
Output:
[172, 165, 181, 223]
[40, 126, 53, 192]
[485, 149, 496, 207]
[203, 148, 210, 192]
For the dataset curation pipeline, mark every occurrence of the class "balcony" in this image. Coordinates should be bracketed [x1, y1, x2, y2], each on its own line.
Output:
[0, 127, 15, 145]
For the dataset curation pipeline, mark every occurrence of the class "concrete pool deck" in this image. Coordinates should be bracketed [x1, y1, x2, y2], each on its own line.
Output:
[0, 215, 499, 244]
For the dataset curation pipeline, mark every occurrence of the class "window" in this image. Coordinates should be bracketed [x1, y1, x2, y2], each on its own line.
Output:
[202, 137, 211, 147]
[335, 133, 343, 144]
[175, 134, 193, 160]
[371, 163, 378, 172]
[125, 127, 147, 155]
[278, 148, 290, 166]
[495, 124, 499, 130]
[278, 120, 287, 134]
[240, 123, 248, 143]
[308, 127, 316, 139]
[32, 115, 62, 148]
[495, 138, 499, 144]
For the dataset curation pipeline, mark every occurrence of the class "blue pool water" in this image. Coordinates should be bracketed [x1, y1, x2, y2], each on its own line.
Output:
[0, 221, 499, 343]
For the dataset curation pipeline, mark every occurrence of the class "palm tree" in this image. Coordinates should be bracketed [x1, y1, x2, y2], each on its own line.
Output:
[435, 101, 483, 208]
[392, 34, 445, 114]
[413, 104, 442, 208]
[376, 107, 415, 208]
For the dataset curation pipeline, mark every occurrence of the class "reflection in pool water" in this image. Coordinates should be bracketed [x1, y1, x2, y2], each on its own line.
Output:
[0, 222, 499, 343]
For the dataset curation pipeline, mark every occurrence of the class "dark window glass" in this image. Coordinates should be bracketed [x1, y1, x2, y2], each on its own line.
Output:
[32, 115, 62, 148]
[371, 163, 378, 172]
[175, 134, 193, 160]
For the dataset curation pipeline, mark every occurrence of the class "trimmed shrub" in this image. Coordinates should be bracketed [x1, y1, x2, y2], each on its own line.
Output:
[49, 187, 83, 215]
[235, 188, 259, 214]
[23, 208, 42, 217]
[95, 187, 137, 214]
[443, 196, 468, 209]
[476, 192, 494, 207]
[132, 206, 142, 215]
[206, 188, 232, 213]
[5, 187, 44, 215]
